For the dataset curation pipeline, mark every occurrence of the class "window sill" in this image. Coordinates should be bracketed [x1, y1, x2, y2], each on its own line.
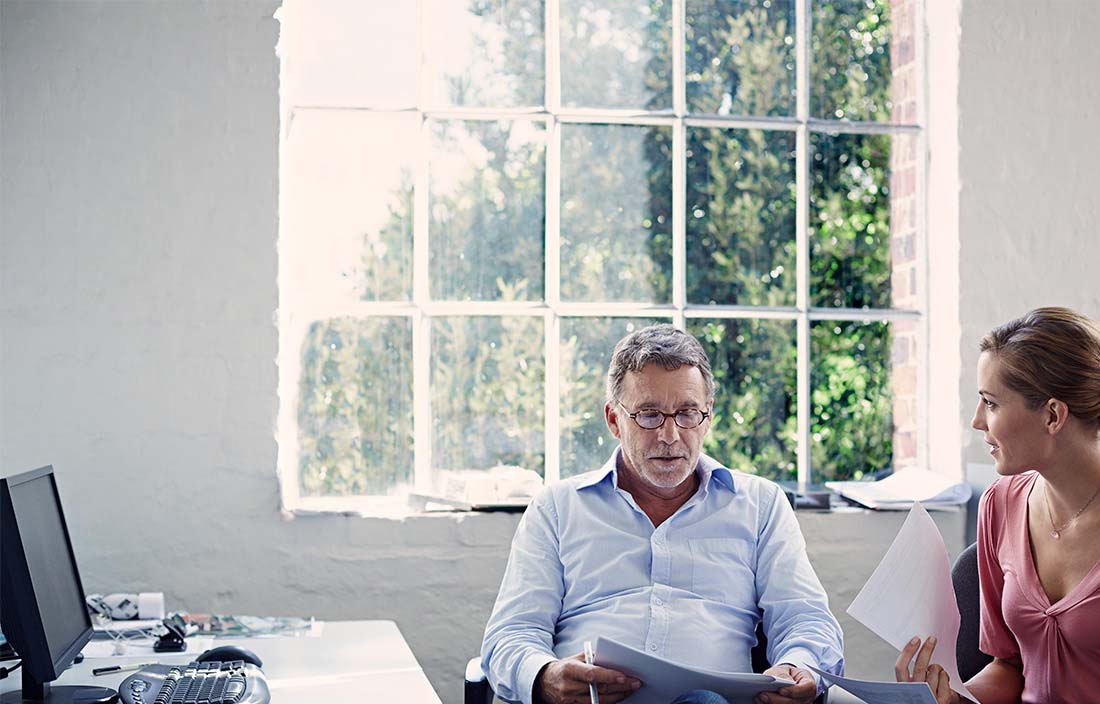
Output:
[281, 494, 530, 520]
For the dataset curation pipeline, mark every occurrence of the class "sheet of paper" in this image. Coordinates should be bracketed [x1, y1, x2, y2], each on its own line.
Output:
[807, 666, 936, 704]
[847, 503, 975, 702]
[593, 636, 793, 704]
[81, 636, 214, 658]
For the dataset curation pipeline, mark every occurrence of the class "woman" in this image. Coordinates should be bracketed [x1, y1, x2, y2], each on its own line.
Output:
[895, 307, 1100, 703]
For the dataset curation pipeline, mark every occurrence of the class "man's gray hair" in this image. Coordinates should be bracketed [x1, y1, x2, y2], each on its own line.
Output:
[605, 324, 716, 404]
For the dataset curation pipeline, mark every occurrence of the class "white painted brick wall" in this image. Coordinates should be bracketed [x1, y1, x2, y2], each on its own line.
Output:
[2, 2, 1098, 702]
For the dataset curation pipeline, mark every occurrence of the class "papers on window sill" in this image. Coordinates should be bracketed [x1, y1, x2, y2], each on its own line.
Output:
[592, 636, 793, 704]
[845, 503, 976, 703]
[826, 468, 971, 510]
[407, 465, 541, 512]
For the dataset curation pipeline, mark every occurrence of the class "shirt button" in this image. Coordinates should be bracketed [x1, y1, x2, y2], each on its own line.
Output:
[655, 598, 663, 606]
[649, 644, 657, 651]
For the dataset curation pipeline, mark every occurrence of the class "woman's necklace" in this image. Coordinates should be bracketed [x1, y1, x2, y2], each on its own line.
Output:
[1043, 478, 1100, 539]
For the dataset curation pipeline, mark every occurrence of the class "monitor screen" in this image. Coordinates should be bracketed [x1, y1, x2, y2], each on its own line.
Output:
[4, 470, 91, 664]
[1, 466, 114, 702]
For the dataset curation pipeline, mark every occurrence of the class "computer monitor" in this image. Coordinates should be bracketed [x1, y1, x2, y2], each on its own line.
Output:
[0, 466, 117, 703]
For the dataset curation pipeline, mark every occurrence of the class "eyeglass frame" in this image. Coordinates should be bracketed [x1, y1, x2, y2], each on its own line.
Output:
[616, 400, 711, 430]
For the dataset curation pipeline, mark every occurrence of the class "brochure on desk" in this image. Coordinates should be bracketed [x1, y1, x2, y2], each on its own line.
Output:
[593, 637, 794, 704]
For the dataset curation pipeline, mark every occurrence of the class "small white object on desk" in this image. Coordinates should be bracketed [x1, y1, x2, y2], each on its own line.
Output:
[81, 636, 214, 658]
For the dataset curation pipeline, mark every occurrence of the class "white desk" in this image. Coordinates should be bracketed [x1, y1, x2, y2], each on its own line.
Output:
[1, 620, 441, 703]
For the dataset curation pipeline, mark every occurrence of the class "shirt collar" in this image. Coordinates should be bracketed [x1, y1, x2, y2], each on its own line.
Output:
[576, 446, 738, 494]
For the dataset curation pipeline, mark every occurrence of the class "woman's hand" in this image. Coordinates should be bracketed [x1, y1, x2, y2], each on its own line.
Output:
[895, 636, 962, 704]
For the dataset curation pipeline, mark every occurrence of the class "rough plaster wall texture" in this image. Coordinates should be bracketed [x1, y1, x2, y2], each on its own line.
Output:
[0, 2, 968, 703]
[958, 0, 1100, 468]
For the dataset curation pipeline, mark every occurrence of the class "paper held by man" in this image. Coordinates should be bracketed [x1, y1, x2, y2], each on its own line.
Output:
[592, 636, 794, 704]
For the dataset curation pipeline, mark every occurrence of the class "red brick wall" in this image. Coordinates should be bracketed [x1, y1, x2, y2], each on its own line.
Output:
[890, 0, 920, 471]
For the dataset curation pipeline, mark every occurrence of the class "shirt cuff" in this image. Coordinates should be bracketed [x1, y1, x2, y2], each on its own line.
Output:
[518, 651, 558, 704]
[773, 647, 824, 694]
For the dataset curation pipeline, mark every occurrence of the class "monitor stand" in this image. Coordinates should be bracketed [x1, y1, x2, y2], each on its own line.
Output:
[1, 681, 118, 703]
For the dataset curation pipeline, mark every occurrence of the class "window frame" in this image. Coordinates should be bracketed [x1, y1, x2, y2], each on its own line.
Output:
[276, 0, 927, 512]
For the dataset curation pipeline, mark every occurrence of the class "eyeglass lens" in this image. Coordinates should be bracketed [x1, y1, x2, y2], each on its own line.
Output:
[634, 410, 704, 429]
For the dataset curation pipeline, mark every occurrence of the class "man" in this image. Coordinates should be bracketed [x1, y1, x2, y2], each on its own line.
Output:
[481, 324, 843, 704]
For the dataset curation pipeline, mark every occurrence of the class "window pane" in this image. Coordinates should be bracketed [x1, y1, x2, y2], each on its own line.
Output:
[810, 132, 916, 309]
[686, 0, 795, 116]
[432, 316, 546, 474]
[284, 111, 416, 303]
[687, 128, 796, 306]
[690, 318, 797, 481]
[560, 0, 672, 109]
[559, 317, 668, 477]
[560, 124, 672, 302]
[811, 319, 895, 481]
[430, 120, 546, 301]
[284, 0, 417, 108]
[812, 0, 894, 121]
[297, 317, 414, 496]
[424, 0, 545, 108]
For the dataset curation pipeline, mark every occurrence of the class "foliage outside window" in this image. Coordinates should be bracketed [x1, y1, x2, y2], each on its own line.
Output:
[277, 0, 924, 507]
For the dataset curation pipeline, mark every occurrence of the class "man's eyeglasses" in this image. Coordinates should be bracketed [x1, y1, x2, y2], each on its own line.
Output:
[617, 401, 710, 430]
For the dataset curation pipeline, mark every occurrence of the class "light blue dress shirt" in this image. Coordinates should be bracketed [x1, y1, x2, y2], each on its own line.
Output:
[481, 449, 844, 704]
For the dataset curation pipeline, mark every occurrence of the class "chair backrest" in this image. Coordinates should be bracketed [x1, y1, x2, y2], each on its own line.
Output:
[750, 621, 771, 674]
[952, 542, 993, 681]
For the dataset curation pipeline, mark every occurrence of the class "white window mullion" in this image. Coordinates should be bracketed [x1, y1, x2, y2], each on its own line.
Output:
[671, 0, 687, 330]
[412, 75, 433, 491]
[412, 310, 432, 493]
[795, 0, 812, 486]
[544, 0, 562, 483]
[547, 0, 560, 113]
[545, 312, 561, 483]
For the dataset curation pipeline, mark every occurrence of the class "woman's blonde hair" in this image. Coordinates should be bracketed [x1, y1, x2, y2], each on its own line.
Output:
[980, 307, 1100, 425]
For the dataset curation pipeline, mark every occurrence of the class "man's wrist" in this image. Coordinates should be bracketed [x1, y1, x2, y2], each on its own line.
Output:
[528, 658, 558, 704]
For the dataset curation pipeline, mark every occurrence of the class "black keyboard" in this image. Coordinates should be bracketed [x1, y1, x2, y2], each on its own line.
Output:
[118, 660, 269, 704]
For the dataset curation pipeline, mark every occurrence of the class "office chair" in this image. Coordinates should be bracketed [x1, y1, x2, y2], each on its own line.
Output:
[465, 622, 827, 704]
[952, 542, 993, 681]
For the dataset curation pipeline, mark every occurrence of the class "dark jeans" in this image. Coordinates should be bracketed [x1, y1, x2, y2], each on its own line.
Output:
[669, 691, 731, 704]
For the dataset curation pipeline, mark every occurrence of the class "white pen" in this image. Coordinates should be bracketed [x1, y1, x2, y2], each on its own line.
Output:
[92, 662, 157, 676]
[583, 640, 599, 704]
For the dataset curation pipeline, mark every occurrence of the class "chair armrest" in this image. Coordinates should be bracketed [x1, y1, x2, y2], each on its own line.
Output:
[465, 656, 493, 704]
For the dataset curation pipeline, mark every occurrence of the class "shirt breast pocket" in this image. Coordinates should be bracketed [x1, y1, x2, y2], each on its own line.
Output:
[689, 537, 756, 606]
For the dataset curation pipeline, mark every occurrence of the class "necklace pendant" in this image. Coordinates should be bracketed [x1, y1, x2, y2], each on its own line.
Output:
[1052, 530, 1061, 540]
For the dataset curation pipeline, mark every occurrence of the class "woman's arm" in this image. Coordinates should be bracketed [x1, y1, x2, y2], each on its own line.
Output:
[963, 657, 1024, 704]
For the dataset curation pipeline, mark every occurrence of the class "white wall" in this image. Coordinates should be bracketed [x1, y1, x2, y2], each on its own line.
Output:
[957, 0, 1100, 468]
[0, 1, 1096, 702]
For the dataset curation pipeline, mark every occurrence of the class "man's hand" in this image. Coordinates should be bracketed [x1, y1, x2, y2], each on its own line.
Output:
[895, 636, 963, 704]
[534, 652, 642, 704]
[755, 665, 819, 704]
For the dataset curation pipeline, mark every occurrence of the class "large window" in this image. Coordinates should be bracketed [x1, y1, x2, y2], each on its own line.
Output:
[277, 0, 924, 510]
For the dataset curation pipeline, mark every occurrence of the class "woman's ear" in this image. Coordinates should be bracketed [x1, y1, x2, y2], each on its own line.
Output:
[1045, 398, 1071, 435]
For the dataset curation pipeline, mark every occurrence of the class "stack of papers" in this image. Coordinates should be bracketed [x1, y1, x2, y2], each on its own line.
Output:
[593, 637, 793, 704]
[826, 468, 971, 510]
